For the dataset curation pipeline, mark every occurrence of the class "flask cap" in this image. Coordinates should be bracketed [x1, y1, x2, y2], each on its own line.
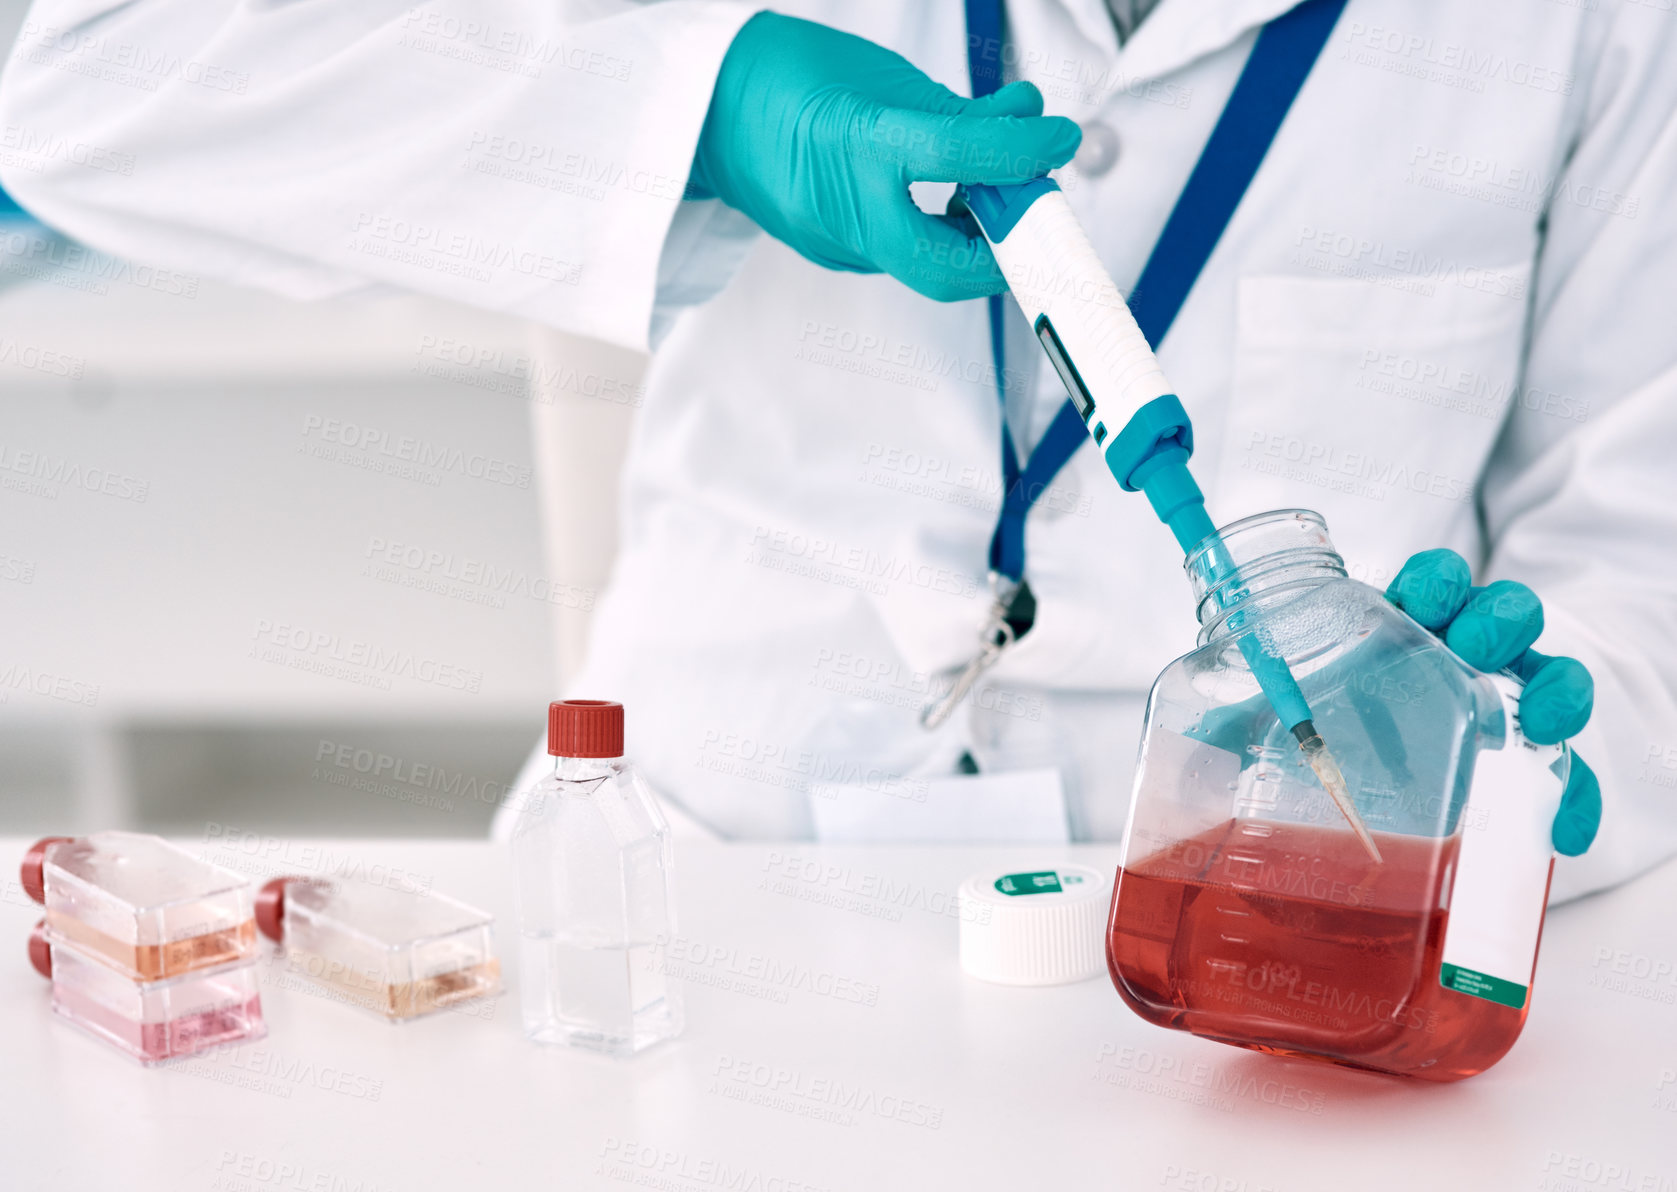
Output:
[19, 836, 73, 904]
[255, 877, 297, 942]
[27, 919, 51, 979]
[548, 700, 624, 758]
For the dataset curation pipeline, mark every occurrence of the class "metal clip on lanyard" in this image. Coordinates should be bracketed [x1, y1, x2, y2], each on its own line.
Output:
[921, 573, 1037, 729]
[921, 0, 1345, 731]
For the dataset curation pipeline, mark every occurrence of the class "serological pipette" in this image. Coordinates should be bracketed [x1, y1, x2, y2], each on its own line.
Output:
[959, 178, 1381, 863]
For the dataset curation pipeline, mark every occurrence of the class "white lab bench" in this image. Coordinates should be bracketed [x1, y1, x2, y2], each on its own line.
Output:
[3, 837, 1674, 1191]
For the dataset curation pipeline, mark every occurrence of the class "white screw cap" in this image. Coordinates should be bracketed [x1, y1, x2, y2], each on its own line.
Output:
[958, 865, 1111, 986]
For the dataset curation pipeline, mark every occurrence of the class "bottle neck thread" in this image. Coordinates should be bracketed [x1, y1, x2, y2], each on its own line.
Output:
[551, 755, 625, 782]
[1185, 509, 1346, 644]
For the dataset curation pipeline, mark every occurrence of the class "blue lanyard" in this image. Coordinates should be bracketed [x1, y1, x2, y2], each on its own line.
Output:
[965, 0, 1348, 585]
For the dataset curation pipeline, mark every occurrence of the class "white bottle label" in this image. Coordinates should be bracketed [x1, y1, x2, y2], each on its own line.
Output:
[1439, 675, 1566, 1007]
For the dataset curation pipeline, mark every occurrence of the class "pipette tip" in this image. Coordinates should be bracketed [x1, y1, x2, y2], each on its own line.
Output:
[1292, 723, 1382, 865]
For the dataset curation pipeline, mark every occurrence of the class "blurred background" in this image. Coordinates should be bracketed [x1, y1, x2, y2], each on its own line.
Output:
[0, 0, 643, 838]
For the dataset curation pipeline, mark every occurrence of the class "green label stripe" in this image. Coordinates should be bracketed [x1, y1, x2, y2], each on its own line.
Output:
[1440, 963, 1528, 1009]
[994, 871, 1062, 897]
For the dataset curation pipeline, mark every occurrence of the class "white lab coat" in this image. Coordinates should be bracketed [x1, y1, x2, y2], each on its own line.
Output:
[4, 0, 1675, 901]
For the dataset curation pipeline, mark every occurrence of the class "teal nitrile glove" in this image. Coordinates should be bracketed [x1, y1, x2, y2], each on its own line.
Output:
[688, 12, 1082, 301]
[1386, 549, 1602, 856]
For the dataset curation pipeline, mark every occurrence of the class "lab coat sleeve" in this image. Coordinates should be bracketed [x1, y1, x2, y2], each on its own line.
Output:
[0, 0, 758, 352]
[1479, 0, 1677, 901]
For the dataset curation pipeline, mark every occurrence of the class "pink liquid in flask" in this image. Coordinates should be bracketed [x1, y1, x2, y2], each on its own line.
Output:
[1107, 819, 1549, 1082]
[29, 921, 267, 1065]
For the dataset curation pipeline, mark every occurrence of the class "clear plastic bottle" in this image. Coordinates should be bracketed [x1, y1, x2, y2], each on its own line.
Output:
[1106, 510, 1569, 1081]
[510, 699, 682, 1057]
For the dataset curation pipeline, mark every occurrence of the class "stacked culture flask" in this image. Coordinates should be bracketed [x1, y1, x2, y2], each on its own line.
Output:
[23, 832, 267, 1064]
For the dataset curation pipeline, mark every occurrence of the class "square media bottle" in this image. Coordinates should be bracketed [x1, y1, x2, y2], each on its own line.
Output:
[1106, 511, 1568, 1081]
[510, 700, 682, 1057]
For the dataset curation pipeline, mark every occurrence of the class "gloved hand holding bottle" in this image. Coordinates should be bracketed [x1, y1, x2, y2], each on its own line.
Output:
[688, 13, 1083, 301]
[1184, 545, 1601, 858]
[1386, 549, 1601, 856]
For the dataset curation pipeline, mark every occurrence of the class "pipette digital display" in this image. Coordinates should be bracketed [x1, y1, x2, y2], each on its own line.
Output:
[960, 178, 1380, 862]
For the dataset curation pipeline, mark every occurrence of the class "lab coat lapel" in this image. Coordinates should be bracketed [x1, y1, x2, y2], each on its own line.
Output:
[1047, 0, 1317, 82]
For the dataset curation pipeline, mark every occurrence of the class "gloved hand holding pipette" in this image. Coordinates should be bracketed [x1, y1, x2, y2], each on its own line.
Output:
[688, 13, 1081, 301]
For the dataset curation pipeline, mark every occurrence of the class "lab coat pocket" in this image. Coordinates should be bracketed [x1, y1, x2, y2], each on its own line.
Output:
[1212, 266, 1532, 575]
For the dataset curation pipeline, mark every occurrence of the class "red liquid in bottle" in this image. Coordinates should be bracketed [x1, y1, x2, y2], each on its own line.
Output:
[1106, 819, 1544, 1081]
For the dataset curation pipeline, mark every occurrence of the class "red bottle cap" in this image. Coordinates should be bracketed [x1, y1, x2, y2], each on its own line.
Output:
[255, 877, 298, 942]
[27, 920, 51, 979]
[547, 700, 624, 758]
[19, 837, 73, 904]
